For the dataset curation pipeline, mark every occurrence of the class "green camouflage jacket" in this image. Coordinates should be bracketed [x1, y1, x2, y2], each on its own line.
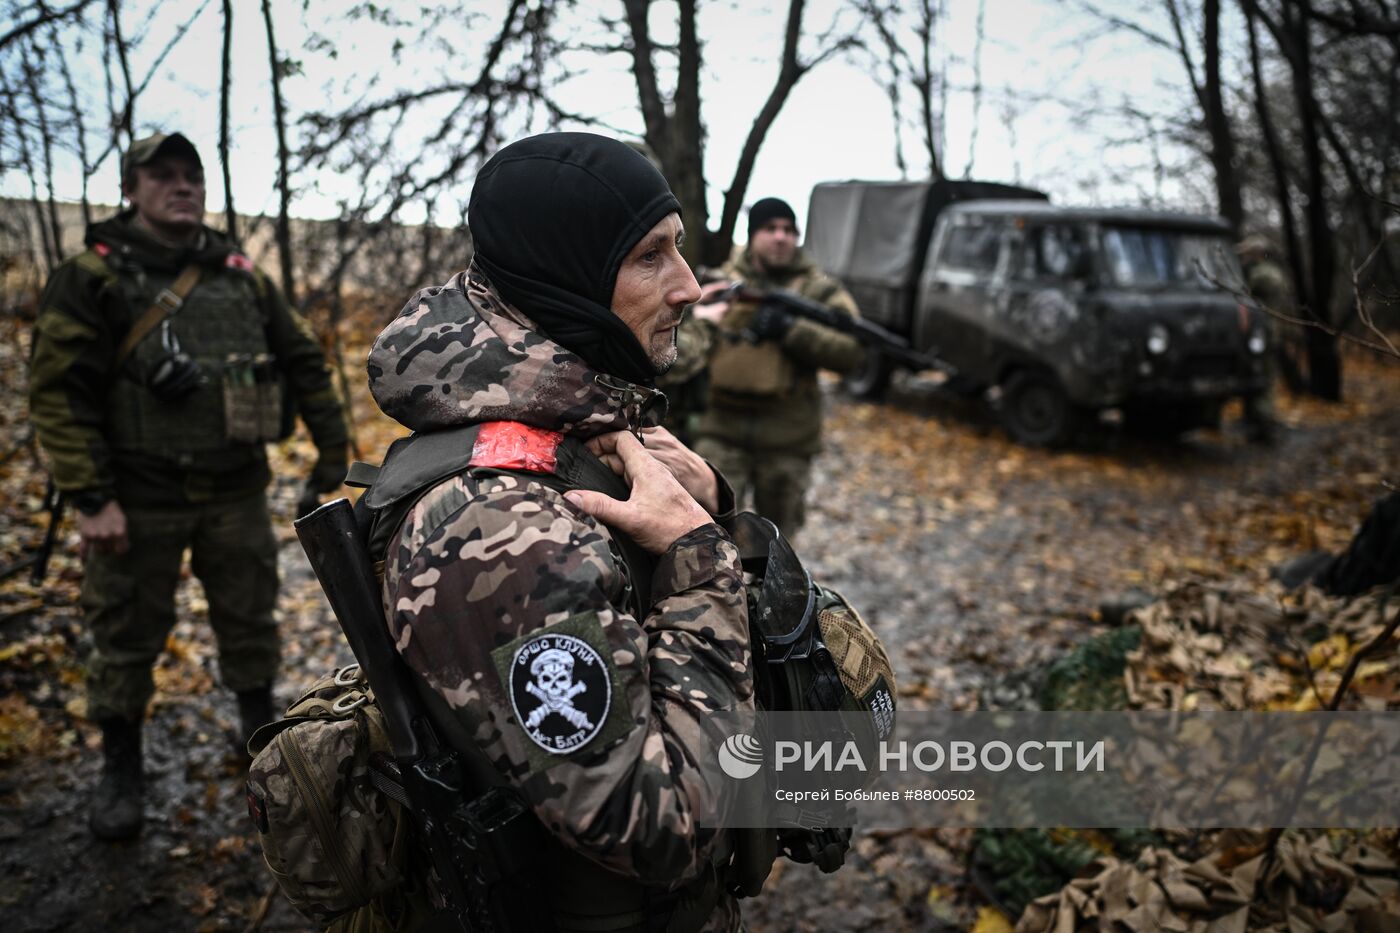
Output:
[697, 246, 864, 456]
[28, 211, 347, 506]
[1245, 259, 1293, 317]
[368, 269, 753, 930]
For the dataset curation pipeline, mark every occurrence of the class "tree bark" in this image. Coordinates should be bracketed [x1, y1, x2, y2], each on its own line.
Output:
[917, 0, 942, 180]
[107, 0, 134, 139]
[1202, 0, 1244, 231]
[261, 0, 296, 303]
[671, 0, 709, 263]
[1245, 2, 1307, 391]
[220, 0, 238, 242]
[1283, 0, 1341, 399]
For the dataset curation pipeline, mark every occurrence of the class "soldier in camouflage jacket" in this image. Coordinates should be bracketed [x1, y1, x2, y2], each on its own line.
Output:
[367, 133, 753, 931]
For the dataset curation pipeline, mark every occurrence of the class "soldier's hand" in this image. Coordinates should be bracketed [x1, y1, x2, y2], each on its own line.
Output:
[77, 500, 129, 560]
[691, 280, 732, 325]
[750, 303, 794, 340]
[565, 431, 713, 555]
[596, 426, 718, 515]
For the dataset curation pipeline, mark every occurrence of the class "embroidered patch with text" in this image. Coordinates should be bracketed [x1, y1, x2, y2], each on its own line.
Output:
[492, 612, 631, 763]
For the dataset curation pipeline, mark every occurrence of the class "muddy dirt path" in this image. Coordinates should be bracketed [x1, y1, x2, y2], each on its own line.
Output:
[3, 351, 1396, 932]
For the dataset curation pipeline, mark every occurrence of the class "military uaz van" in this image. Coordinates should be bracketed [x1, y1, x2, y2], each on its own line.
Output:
[804, 180, 1272, 445]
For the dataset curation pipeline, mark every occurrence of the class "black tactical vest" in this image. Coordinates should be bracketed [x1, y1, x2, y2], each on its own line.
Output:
[107, 255, 272, 469]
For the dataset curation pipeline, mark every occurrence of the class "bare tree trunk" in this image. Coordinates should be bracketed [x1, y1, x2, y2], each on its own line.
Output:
[1203, 0, 1244, 231]
[53, 26, 92, 226]
[328, 216, 360, 460]
[672, 0, 709, 262]
[1283, 0, 1341, 399]
[107, 0, 134, 139]
[917, 0, 942, 180]
[21, 41, 65, 263]
[1245, 2, 1307, 391]
[261, 0, 295, 303]
[1, 71, 56, 273]
[220, 0, 238, 242]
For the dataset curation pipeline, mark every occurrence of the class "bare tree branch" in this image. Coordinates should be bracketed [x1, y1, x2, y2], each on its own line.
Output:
[261, 0, 295, 301]
[1303, 0, 1400, 34]
[963, 0, 986, 177]
[716, 0, 814, 253]
[106, 0, 134, 140]
[220, 0, 236, 241]
[0, 0, 100, 52]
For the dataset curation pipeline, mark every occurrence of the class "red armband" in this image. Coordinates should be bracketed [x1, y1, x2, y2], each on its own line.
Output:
[469, 421, 564, 474]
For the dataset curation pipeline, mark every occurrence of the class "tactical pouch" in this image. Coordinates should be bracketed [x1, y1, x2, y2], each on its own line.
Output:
[812, 587, 897, 741]
[246, 665, 420, 926]
[223, 352, 287, 443]
[708, 304, 794, 402]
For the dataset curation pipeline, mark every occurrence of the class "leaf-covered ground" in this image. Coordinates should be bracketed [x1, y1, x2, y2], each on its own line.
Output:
[1, 307, 1396, 931]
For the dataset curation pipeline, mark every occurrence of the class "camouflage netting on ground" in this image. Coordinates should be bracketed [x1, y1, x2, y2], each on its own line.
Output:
[1015, 832, 1400, 933]
[989, 581, 1400, 930]
[1123, 581, 1399, 712]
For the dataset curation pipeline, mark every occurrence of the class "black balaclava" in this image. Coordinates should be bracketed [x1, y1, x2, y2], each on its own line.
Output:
[468, 132, 682, 386]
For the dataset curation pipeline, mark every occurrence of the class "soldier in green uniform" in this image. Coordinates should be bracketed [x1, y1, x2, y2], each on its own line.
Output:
[693, 197, 864, 536]
[28, 132, 349, 840]
[1236, 233, 1291, 442]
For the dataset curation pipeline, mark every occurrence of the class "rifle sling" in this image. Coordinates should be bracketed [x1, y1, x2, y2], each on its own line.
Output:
[114, 263, 203, 368]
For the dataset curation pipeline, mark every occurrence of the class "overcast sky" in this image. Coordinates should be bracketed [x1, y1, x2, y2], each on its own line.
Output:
[2, 0, 1224, 235]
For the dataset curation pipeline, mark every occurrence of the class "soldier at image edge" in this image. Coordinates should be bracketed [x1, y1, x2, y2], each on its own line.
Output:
[27, 131, 350, 841]
[365, 131, 753, 930]
[692, 196, 865, 537]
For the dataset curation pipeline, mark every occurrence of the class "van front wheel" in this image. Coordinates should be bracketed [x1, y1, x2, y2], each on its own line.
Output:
[999, 370, 1076, 447]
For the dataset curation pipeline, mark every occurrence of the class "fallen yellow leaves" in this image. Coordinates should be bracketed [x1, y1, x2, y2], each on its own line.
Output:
[972, 904, 1016, 933]
[0, 692, 42, 762]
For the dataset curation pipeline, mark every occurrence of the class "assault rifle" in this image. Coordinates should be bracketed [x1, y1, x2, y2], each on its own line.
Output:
[696, 272, 955, 375]
[294, 499, 552, 933]
[0, 479, 64, 586]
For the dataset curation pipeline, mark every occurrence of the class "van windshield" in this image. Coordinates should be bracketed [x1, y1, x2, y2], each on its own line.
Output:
[1100, 226, 1244, 290]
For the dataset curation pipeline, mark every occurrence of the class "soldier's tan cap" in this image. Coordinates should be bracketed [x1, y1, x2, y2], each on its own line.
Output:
[121, 132, 202, 181]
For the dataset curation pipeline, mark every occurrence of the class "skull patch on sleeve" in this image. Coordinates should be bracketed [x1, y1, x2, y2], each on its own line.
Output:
[500, 624, 613, 755]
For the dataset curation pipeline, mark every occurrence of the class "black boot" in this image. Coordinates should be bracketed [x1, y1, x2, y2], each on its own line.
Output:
[236, 686, 276, 752]
[90, 718, 144, 841]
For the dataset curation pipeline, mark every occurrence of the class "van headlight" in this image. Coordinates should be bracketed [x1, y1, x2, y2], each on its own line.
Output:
[1247, 330, 1267, 355]
[1146, 323, 1170, 356]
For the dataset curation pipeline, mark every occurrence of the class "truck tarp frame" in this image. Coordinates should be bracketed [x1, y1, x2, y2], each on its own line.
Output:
[804, 179, 1048, 290]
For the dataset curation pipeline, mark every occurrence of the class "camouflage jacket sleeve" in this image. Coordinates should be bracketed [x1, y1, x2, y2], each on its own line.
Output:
[781, 274, 866, 375]
[383, 473, 753, 886]
[28, 253, 122, 495]
[257, 271, 349, 456]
